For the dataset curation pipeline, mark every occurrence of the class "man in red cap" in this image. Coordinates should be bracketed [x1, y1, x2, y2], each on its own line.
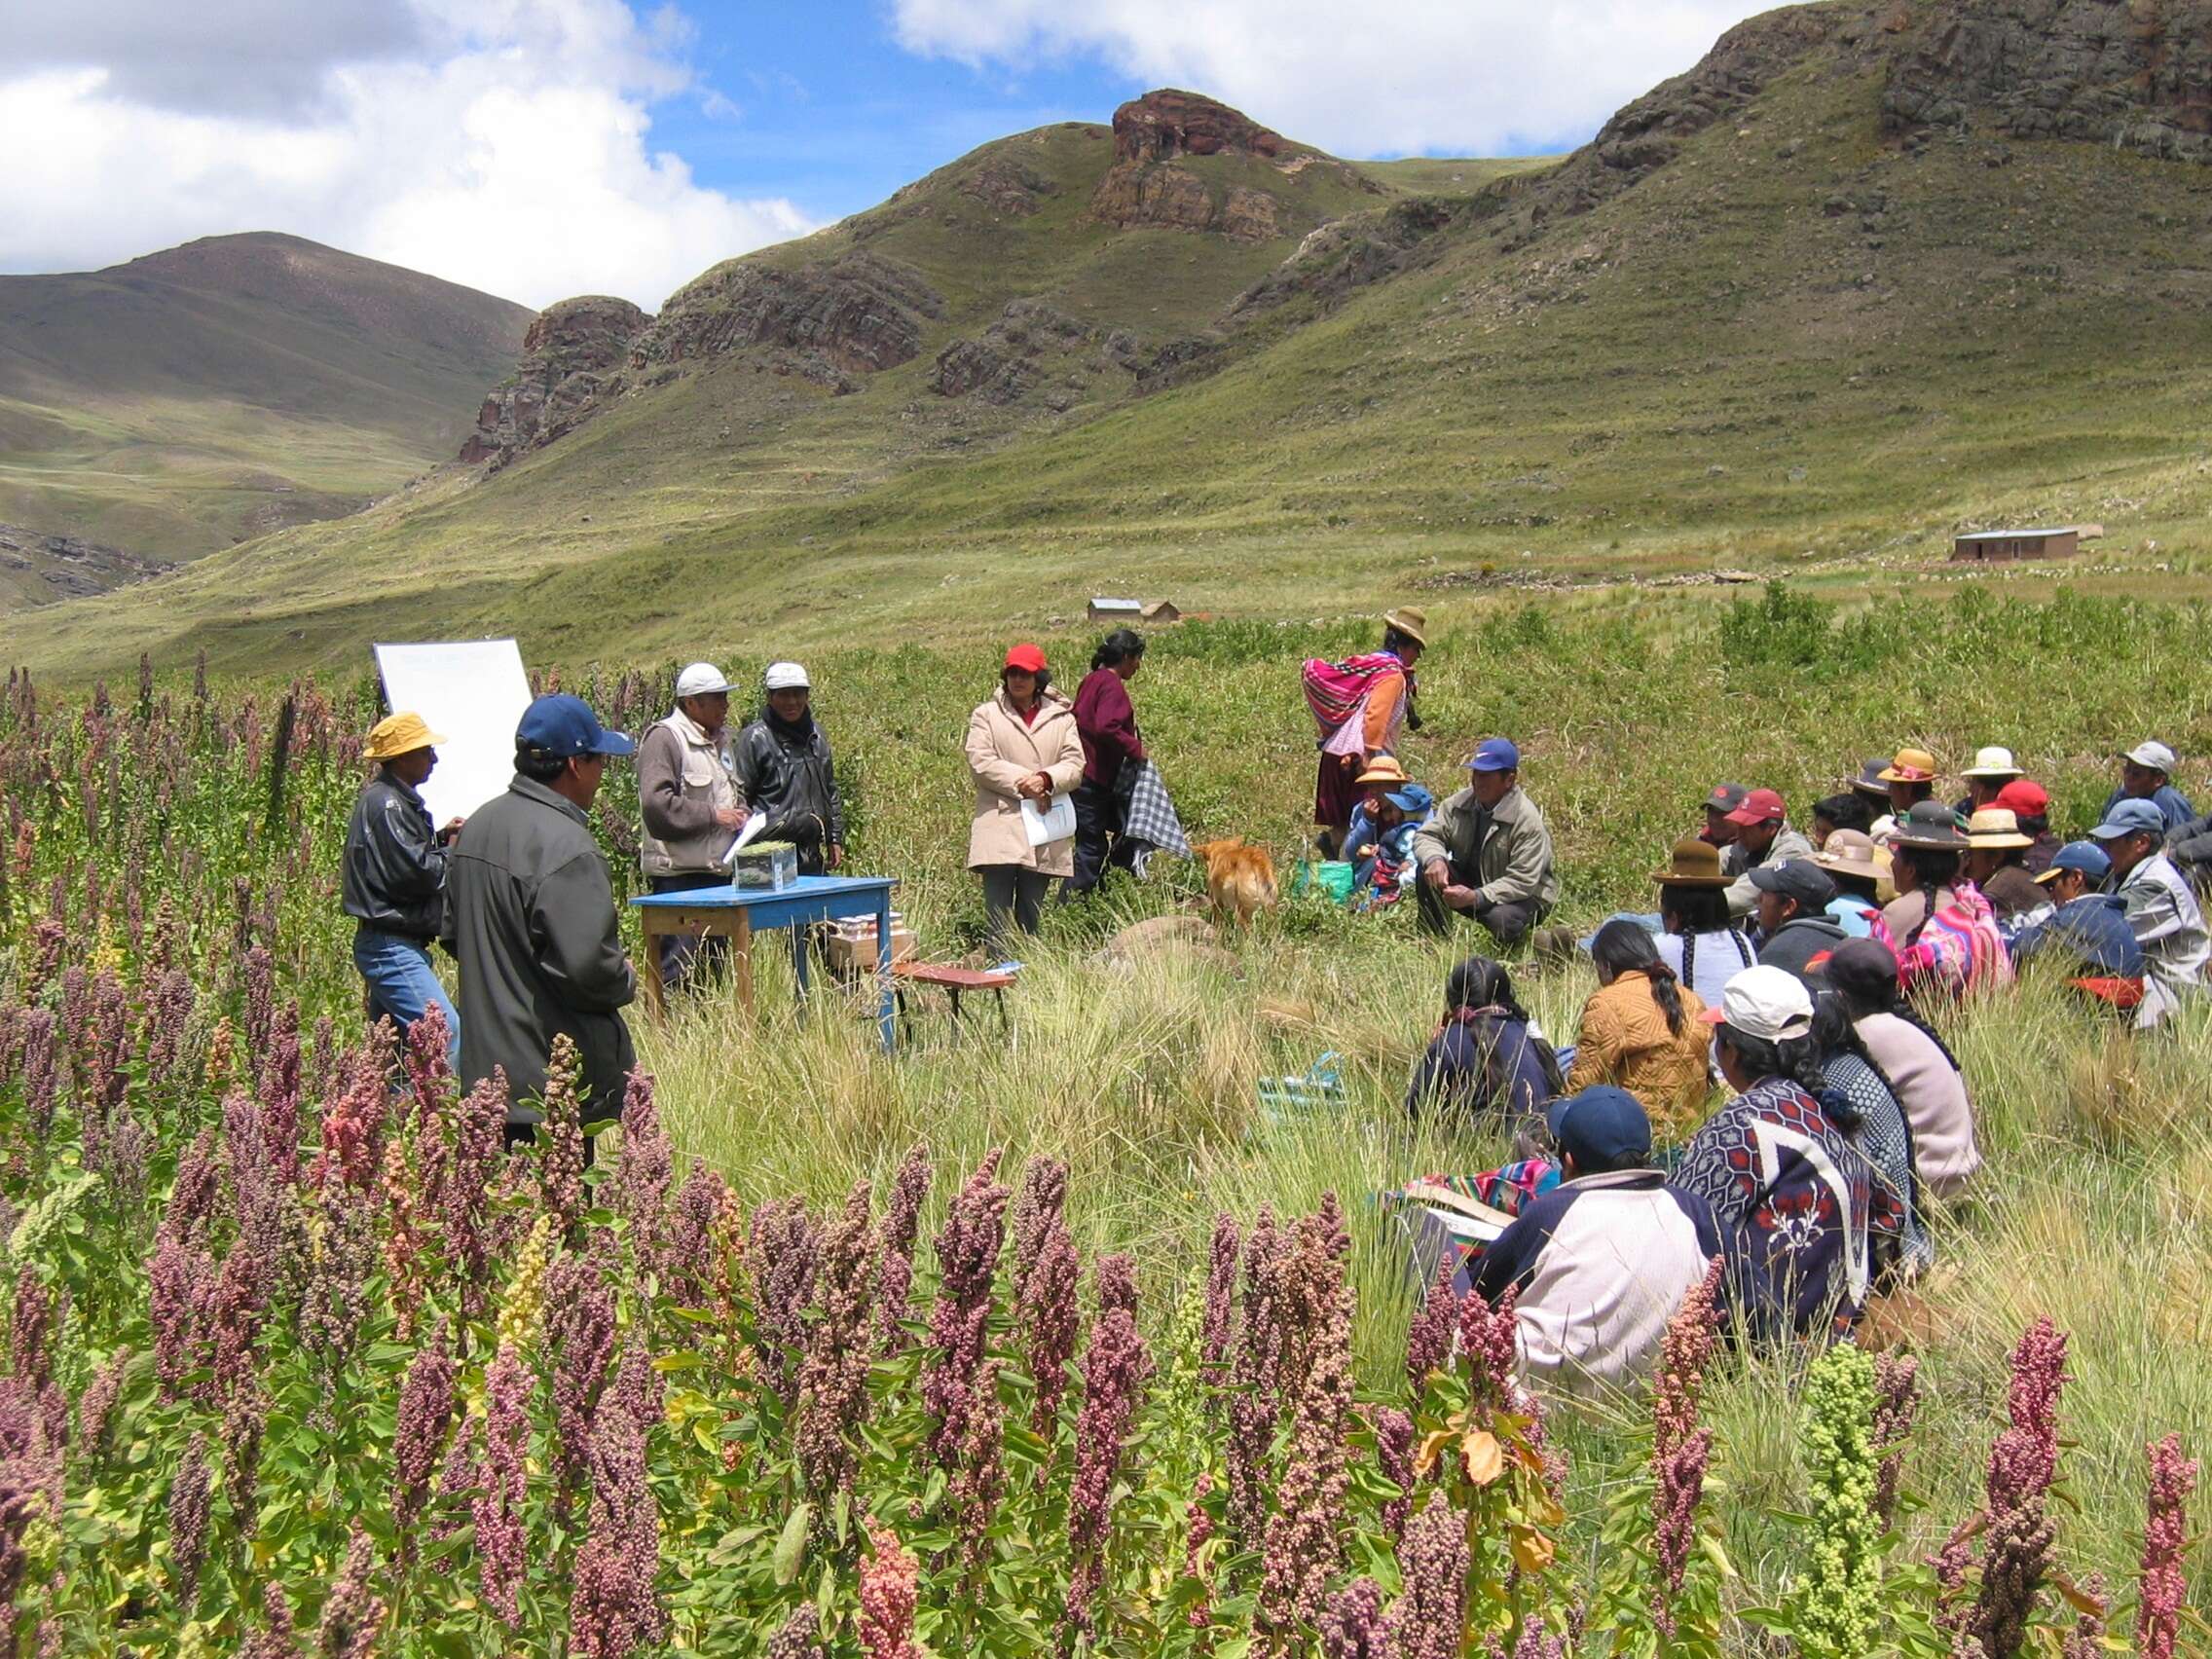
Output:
[1993, 779, 2060, 875]
[1719, 788, 1813, 922]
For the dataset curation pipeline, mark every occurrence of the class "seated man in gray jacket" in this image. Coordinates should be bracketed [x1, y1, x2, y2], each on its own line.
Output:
[1412, 737, 1559, 945]
[448, 694, 639, 1144]
[1472, 1086, 1727, 1398]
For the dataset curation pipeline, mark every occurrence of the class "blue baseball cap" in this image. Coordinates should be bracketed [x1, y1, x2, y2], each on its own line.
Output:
[2089, 797, 2163, 840]
[1466, 737, 1521, 773]
[1545, 1085, 1653, 1173]
[1384, 782, 1433, 815]
[2035, 841, 2113, 886]
[516, 693, 636, 760]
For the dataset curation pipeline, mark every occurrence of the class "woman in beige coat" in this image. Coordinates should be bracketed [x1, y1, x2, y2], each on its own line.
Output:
[967, 643, 1087, 951]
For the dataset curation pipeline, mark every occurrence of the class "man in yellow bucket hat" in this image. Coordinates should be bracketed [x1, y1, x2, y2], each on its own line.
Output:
[343, 711, 465, 1063]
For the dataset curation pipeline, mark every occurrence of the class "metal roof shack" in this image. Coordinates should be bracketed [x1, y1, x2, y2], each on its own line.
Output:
[1087, 597, 1182, 623]
[1951, 527, 2082, 563]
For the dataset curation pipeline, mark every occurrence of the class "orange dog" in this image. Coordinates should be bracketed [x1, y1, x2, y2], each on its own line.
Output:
[1192, 838, 1279, 926]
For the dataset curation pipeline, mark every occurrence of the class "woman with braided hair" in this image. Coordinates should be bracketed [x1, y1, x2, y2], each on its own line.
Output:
[1566, 921, 1713, 1138]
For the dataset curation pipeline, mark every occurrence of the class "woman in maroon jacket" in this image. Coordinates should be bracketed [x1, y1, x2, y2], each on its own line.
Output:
[1065, 628, 1148, 899]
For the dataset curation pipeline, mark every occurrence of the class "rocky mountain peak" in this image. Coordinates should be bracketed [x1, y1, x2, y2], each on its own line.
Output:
[460, 295, 649, 467]
[1107, 89, 1290, 166]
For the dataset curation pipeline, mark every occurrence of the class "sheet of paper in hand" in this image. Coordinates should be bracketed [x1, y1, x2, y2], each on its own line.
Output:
[372, 639, 533, 826]
[1022, 793, 1076, 846]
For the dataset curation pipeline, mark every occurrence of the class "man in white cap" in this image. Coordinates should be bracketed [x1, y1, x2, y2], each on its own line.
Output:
[735, 661, 846, 877]
[2106, 740, 2194, 832]
[638, 662, 749, 987]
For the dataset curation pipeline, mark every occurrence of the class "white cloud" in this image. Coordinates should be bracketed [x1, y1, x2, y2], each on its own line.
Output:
[890, 0, 1773, 156]
[0, 0, 814, 310]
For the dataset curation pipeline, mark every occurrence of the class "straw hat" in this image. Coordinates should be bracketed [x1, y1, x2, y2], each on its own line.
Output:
[1959, 745, 2022, 780]
[365, 711, 448, 760]
[1355, 756, 1410, 786]
[1965, 808, 2032, 850]
[1382, 606, 1428, 647]
[1651, 835, 1731, 887]
[1812, 829, 1891, 883]
[1877, 747, 1939, 784]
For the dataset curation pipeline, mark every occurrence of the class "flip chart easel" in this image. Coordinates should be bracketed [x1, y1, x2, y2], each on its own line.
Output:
[371, 640, 533, 826]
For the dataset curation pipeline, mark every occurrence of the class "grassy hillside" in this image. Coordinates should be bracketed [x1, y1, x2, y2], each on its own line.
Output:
[18, 0, 2212, 679]
[0, 233, 531, 605]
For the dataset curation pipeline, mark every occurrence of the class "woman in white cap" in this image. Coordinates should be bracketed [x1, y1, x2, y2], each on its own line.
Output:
[734, 661, 846, 877]
[638, 662, 749, 986]
[1675, 965, 1897, 1340]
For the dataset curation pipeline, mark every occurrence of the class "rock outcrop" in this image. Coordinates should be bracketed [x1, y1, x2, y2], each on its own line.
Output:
[929, 300, 1144, 406]
[1088, 89, 1337, 240]
[460, 296, 649, 466]
[960, 159, 1058, 216]
[640, 252, 944, 389]
[0, 523, 174, 601]
[1882, 0, 2212, 160]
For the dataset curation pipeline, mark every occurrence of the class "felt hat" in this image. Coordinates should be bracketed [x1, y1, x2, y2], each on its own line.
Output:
[1812, 830, 1890, 883]
[1890, 799, 1968, 848]
[1878, 747, 1939, 785]
[1960, 745, 2022, 780]
[1701, 964, 1816, 1041]
[1382, 606, 1428, 646]
[1003, 644, 1048, 673]
[675, 662, 733, 697]
[1966, 808, 2032, 850]
[2034, 841, 2112, 886]
[1355, 756, 1410, 786]
[1846, 758, 1893, 800]
[365, 712, 447, 761]
[1652, 835, 1730, 887]
[1994, 779, 2050, 819]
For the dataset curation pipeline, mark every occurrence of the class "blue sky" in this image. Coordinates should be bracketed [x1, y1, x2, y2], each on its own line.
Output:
[0, 0, 1770, 307]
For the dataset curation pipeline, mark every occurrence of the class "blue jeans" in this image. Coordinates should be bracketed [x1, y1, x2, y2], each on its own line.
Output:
[352, 928, 461, 1067]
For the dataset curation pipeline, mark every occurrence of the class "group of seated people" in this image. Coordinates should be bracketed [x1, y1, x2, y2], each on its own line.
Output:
[1389, 737, 2206, 1396]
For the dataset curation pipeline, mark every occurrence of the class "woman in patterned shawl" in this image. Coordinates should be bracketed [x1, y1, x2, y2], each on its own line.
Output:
[1676, 966, 1899, 1341]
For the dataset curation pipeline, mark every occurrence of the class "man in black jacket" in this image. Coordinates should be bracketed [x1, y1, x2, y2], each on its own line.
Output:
[344, 712, 463, 1064]
[447, 694, 638, 1140]
[734, 661, 846, 875]
[1747, 859, 1845, 985]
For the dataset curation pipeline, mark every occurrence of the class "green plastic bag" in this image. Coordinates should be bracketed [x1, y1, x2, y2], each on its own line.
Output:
[1290, 860, 1357, 904]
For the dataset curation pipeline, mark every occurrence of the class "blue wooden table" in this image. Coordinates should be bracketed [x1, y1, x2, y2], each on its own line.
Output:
[631, 875, 900, 1052]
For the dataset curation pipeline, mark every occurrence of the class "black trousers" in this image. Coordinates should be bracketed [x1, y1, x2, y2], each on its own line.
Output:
[1415, 870, 1544, 944]
[1064, 779, 1139, 899]
[648, 870, 731, 989]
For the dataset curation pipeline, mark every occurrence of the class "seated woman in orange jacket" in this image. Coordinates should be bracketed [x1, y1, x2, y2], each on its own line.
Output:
[1565, 920, 1714, 1139]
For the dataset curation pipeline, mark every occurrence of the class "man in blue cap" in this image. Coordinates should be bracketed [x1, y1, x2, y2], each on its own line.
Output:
[1410, 736, 1559, 944]
[1471, 1086, 1726, 1396]
[446, 693, 640, 1141]
[2091, 797, 2207, 1029]
[2010, 842, 2144, 978]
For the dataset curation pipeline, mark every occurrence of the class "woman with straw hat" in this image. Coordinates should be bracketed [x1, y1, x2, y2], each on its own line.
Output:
[343, 711, 462, 1065]
[1811, 830, 1891, 939]
[1963, 807, 2043, 922]
[1649, 836, 1757, 1011]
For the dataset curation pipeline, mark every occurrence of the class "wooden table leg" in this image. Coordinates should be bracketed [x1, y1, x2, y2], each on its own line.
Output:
[641, 912, 667, 1014]
[874, 897, 895, 1053]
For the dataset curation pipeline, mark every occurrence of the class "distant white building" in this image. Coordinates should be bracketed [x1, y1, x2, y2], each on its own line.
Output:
[1088, 596, 1182, 623]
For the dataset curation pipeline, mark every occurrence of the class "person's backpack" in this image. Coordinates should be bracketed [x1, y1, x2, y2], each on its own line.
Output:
[1301, 652, 1404, 739]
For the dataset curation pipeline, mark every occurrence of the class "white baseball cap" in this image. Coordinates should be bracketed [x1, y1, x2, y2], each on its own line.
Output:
[2123, 740, 2176, 772]
[1959, 745, 2021, 779]
[1700, 965, 1816, 1043]
[764, 661, 810, 691]
[675, 662, 733, 697]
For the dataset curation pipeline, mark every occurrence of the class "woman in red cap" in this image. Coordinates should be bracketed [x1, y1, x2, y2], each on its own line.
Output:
[966, 644, 1086, 952]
